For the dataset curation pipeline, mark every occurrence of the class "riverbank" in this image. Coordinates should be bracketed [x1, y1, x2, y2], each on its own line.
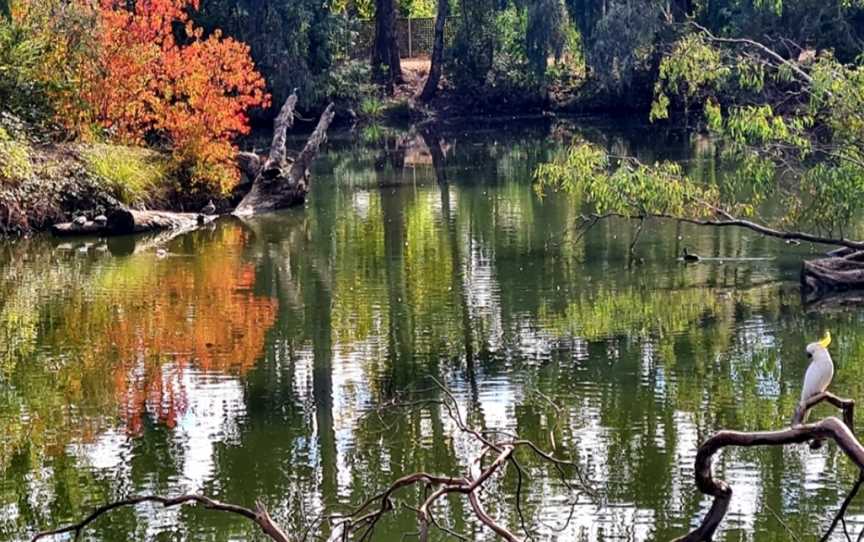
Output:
[0, 119, 222, 235]
[340, 56, 640, 124]
[1, 80, 649, 238]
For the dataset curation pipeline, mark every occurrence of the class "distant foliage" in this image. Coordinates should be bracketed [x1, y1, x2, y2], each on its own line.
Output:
[525, 0, 567, 77]
[586, 1, 661, 96]
[447, 0, 576, 97]
[448, 0, 498, 93]
[194, 0, 342, 109]
[0, 0, 95, 126]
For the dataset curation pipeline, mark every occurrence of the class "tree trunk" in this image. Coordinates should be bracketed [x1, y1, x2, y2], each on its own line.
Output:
[418, 0, 449, 102]
[373, 0, 403, 92]
[233, 97, 336, 217]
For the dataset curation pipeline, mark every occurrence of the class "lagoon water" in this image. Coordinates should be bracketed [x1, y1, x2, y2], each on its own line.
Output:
[2, 119, 863, 541]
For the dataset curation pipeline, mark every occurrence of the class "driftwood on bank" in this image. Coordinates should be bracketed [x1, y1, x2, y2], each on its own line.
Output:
[675, 391, 859, 542]
[50, 209, 215, 237]
[233, 94, 336, 216]
[32, 378, 592, 542]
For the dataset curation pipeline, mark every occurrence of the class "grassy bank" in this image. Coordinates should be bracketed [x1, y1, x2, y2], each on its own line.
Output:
[0, 116, 192, 235]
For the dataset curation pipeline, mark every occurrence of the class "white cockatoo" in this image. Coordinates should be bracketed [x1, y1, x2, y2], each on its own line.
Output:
[800, 331, 833, 406]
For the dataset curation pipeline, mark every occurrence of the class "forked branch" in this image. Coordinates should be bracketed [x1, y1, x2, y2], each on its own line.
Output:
[674, 392, 860, 542]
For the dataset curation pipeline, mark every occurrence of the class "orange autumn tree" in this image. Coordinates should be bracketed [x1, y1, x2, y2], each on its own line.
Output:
[79, 0, 270, 192]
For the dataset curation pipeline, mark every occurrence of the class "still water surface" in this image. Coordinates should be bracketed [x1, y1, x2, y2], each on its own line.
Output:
[2, 120, 864, 541]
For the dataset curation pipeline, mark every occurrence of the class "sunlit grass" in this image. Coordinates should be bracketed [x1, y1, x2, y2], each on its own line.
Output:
[82, 144, 169, 204]
[359, 96, 385, 119]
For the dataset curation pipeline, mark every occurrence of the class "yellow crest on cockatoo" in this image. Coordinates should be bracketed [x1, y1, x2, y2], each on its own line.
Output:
[818, 331, 831, 349]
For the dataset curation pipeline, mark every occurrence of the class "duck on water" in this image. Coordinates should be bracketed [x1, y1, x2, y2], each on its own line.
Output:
[682, 247, 700, 262]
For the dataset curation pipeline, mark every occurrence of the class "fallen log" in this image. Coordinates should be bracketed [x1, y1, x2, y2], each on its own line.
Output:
[801, 251, 864, 294]
[233, 94, 336, 217]
[51, 209, 215, 237]
[52, 93, 334, 237]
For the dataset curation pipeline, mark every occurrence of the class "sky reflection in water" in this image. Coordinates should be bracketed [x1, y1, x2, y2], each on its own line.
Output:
[2, 120, 864, 541]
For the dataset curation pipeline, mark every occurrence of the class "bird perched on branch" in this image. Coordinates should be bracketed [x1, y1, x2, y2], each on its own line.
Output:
[201, 200, 216, 215]
[800, 331, 833, 411]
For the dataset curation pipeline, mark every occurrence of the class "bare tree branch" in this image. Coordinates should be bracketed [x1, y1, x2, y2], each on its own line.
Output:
[32, 495, 292, 542]
[36, 379, 593, 542]
[265, 91, 298, 173]
[687, 20, 816, 87]
[583, 212, 864, 250]
[674, 392, 861, 542]
[821, 474, 864, 542]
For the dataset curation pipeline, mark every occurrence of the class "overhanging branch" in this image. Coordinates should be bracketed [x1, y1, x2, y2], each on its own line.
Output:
[32, 495, 292, 542]
[580, 212, 864, 250]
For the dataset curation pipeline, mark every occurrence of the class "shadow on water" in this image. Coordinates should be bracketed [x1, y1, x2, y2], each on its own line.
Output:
[3, 119, 864, 541]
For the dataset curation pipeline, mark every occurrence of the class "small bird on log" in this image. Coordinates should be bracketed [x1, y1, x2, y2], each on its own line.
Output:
[201, 200, 216, 215]
[682, 248, 700, 262]
[73, 216, 87, 226]
[94, 214, 108, 225]
[799, 331, 833, 423]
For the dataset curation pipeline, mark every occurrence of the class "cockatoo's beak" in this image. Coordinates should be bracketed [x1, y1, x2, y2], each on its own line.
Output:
[818, 331, 831, 349]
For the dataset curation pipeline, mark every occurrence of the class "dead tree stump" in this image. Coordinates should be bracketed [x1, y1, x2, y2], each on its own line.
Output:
[233, 94, 336, 216]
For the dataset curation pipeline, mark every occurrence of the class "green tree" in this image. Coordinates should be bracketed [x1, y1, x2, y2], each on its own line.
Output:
[195, 0, 342, 109]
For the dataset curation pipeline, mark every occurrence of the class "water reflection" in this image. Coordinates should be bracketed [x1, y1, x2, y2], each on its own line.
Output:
[2, 120, 864, 541]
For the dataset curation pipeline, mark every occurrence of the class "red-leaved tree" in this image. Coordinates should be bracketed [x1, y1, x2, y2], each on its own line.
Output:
[77, 0, 270, 192]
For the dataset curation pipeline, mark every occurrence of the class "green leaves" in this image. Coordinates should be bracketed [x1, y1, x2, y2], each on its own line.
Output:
[650, 34, 728, 122]
[534, 140, 721, 219]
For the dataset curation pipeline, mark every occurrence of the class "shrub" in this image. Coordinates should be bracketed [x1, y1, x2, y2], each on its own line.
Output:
[359, 97, 385, 119]
[0, 137, 32, 183]
[323, 60, 377, 109]
[77, 0, 270, 194]
[82, 144, 169, 205]
[8, 0, 269, 194]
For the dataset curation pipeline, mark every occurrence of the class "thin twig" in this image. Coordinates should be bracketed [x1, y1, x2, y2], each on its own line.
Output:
[820, 474, 864, 542]
[32, 495, 291, 542]
[764, 503, 802, 542]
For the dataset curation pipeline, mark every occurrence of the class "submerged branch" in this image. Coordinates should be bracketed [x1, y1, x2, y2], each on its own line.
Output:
[35, 379, 590, 542]
[32, 495, 291, 542]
